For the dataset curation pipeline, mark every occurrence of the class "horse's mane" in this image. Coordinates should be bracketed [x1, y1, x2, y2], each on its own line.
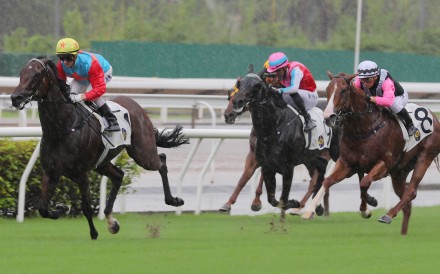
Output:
[36, 56, 71, 95]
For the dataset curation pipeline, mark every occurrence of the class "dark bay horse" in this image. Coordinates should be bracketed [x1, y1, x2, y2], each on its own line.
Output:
[11, 57, 188, 240]
[231, 68, 332, 215]
[302, 72, 440, 235]
[220, 84, 329, 215]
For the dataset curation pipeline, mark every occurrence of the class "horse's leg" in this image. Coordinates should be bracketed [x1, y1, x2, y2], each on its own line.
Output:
[379, 159, 432, 235]
[252, 175, 264, 211]
[359, 161, 388, 219]
[219, 149, 260, 212]
[38, 173, 68, 219]
[96, 163, 124, 234]
[126, 146, 183, 207]
[74, 173, 99, 240]
[323, 190, 330, 216]
[263, 169, 279, 208]
[280, 168, 300, 210]
[302, 159, 353, 219]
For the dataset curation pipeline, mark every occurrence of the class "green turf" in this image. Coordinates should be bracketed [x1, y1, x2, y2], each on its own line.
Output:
[1, 207, 440, 274]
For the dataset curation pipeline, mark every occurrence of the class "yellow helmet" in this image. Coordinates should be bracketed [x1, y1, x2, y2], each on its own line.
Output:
[55, 38, 80, 55]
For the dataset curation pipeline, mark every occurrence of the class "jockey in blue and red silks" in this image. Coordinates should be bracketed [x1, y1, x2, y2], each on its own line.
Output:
[266, 52, 318, 132]
[354, 60, 416, 136]
[55, 37, 120, 132]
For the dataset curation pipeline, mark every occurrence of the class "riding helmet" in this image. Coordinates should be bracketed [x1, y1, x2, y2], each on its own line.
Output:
[56, 38, 80, 55]
[267, 52, 289, 73]
[357, 60, 379, 78]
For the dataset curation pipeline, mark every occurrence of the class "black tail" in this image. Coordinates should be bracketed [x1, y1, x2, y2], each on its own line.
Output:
[155, 125, 189, 148]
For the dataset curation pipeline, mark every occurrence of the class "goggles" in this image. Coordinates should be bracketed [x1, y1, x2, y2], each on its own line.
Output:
[58, 54, 75, 62]
[360, 77, 375, 83]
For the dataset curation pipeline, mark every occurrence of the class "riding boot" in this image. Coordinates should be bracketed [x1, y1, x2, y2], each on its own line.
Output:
[98, 103, 120, 132]
[290, 93, 316, 132]
[396, 108, 416, 136]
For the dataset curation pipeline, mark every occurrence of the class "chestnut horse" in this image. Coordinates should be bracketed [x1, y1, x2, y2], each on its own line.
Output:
[302, 72, 440, 235]
[11, 57, 188, 239]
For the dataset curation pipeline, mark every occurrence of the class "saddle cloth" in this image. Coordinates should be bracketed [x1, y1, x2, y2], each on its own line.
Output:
[286, 105, 332, 150]
[81, 101, 132, 167]
[397, 103, 433, 151]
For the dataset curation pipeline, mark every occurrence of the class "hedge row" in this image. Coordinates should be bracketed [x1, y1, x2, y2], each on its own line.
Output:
[0, 139, 140, 217]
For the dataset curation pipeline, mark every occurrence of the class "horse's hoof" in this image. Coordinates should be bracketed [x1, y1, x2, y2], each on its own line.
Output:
[367, 196, 378, 207]
[108, 219, 120, 234]
[361, 210, 372, 219]
[315, 205, 324, 216]
[166, 197, 184, 207]
[302, 211, 315, 220]
[289, 208, 301, 216]
[91, 231, 99, 240]
[251, 203, 262, 212]
[219, 204, 231, 212]
[378, 214, 392, 224]
[286, 199, 301, 209]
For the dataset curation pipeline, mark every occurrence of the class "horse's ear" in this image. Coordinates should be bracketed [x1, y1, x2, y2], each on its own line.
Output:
[326, 71, 334, 80]
[236, 78, 240, 89]
[247, 64, 254, 73]
[349, 74, 358, 81]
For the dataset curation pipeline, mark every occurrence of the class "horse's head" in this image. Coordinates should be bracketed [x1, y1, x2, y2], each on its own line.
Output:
[11, 57, 66, 110]
[231, 64, 274, 113]
[224, 77, 245, 124]
[323, 71, 357, 127]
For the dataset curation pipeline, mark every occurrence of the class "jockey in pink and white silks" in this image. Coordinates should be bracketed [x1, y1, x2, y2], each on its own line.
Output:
[267, 52, 318, 131]
[55, 37, 120, 132]
[354, 60, 416, 136]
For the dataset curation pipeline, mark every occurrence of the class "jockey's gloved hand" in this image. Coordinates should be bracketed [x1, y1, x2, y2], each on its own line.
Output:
[69, 93, 83, 103]
[269, 85, 283, 94]
[365, 94, 371, 102]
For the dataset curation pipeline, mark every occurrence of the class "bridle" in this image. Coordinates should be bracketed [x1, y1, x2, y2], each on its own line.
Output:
[332, 76, 373, 121]
[20, 58, 50, 108]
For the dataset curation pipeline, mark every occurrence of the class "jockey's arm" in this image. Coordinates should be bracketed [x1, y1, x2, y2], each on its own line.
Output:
[84, 63, 106, 101]
[280, 67, 303, 94]
[374, 78, 395, 107]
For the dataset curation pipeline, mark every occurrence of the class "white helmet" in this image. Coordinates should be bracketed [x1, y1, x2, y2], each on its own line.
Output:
[357, 60, 379, 78]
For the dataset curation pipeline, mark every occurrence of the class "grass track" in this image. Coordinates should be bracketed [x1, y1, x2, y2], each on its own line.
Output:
[1, 206, 440, 274]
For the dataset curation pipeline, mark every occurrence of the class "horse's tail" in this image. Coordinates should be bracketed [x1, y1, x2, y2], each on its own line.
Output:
[154, 125, 190, 148]
[434, 155, 440, 173]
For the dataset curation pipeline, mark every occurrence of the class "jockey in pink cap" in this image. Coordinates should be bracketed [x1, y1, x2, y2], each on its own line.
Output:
[267, 52, 318, 131]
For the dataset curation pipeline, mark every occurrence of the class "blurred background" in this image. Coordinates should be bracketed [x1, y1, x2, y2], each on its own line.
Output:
[1, 0, 440, 81]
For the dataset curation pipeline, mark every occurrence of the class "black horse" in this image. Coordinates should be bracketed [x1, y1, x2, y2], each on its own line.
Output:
[11, 57, 189, 240]
[231, 66, 331, 215]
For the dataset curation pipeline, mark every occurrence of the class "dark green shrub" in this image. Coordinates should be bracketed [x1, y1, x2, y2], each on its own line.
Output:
[0, 138, 140, 217]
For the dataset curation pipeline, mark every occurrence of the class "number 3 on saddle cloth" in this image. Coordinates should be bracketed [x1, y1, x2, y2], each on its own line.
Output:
[287, 106, 332, 150]
[82, 101, 132, 167]
[398, 103, 434, 151]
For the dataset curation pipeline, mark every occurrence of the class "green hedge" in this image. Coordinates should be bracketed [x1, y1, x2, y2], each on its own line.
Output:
[0, 139, 140, 218]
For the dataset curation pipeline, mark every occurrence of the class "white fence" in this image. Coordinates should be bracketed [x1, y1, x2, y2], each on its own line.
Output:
[0, 127, 252, 222]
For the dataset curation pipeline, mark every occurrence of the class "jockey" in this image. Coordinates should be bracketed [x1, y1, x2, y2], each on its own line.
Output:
[266, 52, 318, 131]
[354, 60, 416, 136]
[55, 37, 120, 132]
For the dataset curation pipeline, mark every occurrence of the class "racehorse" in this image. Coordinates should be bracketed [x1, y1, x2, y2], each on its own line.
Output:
[231, 66, 331, 215]
[220, 83, 329, 215]
[302, 71, 440, 235]
[11, 57, 189, 240]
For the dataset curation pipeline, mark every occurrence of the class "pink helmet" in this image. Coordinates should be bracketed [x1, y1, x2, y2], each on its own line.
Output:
[267, 52, 289, 73]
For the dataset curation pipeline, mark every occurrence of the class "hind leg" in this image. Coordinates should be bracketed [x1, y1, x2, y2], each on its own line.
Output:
[220, 149, 260, 212]
[126, 146, 184, 207]
[96, 163, 124, 234]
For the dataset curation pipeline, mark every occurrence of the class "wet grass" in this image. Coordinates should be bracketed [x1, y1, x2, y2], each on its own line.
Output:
[1, 206, 440, 274]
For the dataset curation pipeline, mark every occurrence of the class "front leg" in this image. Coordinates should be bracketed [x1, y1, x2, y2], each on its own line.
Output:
[263, 169, 278, 207]
[38, 173, 67, 219]
[302, 159, 353, 219]
[359, 161, 387, 217]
